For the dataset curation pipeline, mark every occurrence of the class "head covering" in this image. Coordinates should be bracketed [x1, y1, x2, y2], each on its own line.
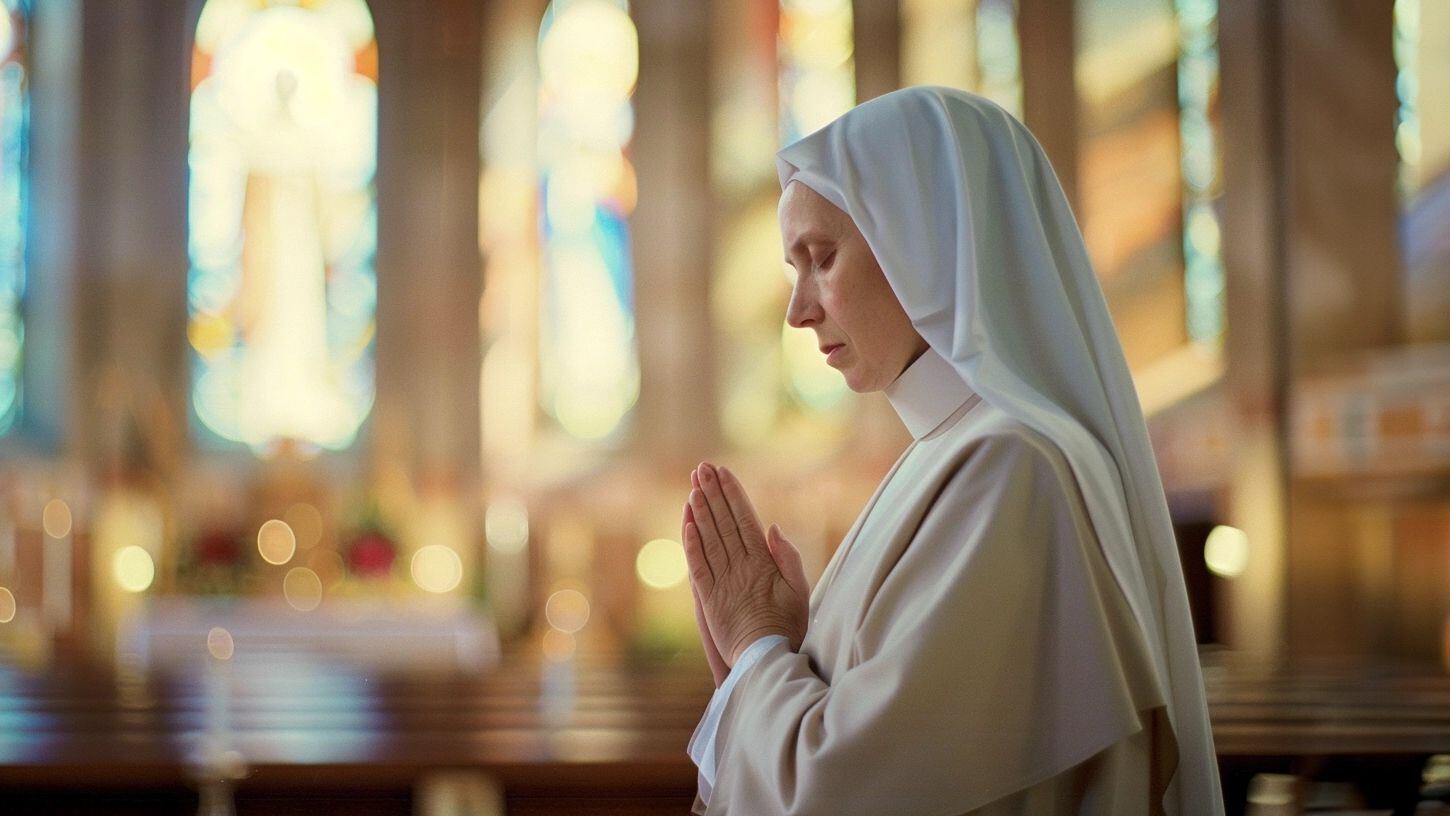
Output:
[776, 86, 1222, 812]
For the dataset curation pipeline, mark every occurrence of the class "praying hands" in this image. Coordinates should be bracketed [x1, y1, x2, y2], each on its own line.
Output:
[682, 463, 810, 685]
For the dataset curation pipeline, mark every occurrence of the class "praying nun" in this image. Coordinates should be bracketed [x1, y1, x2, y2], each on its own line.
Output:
[680, 86, 1224, 815]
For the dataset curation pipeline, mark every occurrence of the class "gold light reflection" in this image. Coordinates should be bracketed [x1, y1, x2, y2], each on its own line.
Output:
[485, 499, 530, 555]
[283, 566, 323, 611]
[0, 587, 14, 623]
[257, 519, 297, 565]
[113, 546, 156, 593]
[542, 628, 576, 662]
[42, 499, 72, 539]
[635, 539, 687, 590]
[1204, 524, 1250, 578]
[545, 588, 590, 634]
[284, 503, 324, 550]
[207, 627, 235, 661]
[411, 544, 463, 594]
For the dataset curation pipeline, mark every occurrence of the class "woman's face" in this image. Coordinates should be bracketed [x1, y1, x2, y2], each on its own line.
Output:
[779, 181, 928, 393]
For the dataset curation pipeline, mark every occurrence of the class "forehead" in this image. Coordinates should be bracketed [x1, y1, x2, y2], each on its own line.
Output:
[778, 181, 849, 242]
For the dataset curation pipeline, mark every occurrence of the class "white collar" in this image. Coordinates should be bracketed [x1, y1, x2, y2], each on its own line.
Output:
[883, 347, 977, 440]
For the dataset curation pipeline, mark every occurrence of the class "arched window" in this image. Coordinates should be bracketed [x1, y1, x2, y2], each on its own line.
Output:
[536, 0, 640, 442]
[0, 0, 27, 437]
[188, 0, 378, 452]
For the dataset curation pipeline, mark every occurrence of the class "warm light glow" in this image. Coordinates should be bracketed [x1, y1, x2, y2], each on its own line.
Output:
[411, 544, 463, 594]
[190, 0, 379, 451]
[542, 628, 576, 662]
[635, 538, 687, 590]
[0, 6, 13, 61]
[545, 588, 590, 634]
[284, 503, 324, 550]
[257, 519, 297, 565]
[113, 546, 156, 593]
[283, 566, 323, 611]
[42, 499, 72, 539]
[207, 626, 235, 661]
[0, 587, 14, 623]
[485, 499, 530, 555]
[1204, 524, 1249, 578]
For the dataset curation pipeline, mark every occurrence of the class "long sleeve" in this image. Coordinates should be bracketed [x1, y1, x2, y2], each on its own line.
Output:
[687, 634, 790, 806]
[702, 433, 1166, 815]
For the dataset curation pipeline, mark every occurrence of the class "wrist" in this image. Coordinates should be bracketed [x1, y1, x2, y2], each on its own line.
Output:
[727, 627, 790, 666]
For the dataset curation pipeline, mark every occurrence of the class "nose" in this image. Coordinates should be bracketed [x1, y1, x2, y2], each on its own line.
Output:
[785, 275, 821, 329]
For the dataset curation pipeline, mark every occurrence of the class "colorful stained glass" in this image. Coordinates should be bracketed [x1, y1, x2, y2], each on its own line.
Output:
[1175, 0, 1224, 346]
[188, 0, 378, 452]
[0, 0, 26, 437]
[536, 0, 640, 441]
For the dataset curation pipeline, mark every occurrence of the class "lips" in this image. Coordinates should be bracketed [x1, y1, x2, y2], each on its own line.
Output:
[819, 343, 843, 355]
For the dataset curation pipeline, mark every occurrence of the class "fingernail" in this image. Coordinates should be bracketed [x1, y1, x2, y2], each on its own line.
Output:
[701, 467, 714, 482]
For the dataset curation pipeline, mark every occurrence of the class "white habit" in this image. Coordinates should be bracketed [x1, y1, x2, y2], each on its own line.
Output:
[690, 348, 1172, 814]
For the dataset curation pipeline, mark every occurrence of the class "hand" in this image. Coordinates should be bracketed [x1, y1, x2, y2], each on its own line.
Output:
[683, 463, 810, 666]
[685, 501, 729, 687]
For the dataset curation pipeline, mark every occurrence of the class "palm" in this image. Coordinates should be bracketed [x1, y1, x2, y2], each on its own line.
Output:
[683, 464, 810, 666]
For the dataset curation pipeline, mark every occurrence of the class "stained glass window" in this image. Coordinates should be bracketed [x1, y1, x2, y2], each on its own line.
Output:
[536, 0, 640, 442]
[1175, 0, 1223, 346]
[1394, 0, 1450, 343]
[0, 0, 26, 437]
[1077, 0, 1223, 367]
[188, 0, 378, 452]
[902, 0, 1021, 120]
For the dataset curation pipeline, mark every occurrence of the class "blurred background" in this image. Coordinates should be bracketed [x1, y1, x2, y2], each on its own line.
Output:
[0, 0, 1446, 813]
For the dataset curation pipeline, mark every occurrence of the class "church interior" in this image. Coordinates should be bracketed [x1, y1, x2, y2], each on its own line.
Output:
[0, 0, 1446, 813]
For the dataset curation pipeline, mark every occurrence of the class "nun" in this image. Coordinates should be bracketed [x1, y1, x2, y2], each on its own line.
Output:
[680, 86, 1224, 814]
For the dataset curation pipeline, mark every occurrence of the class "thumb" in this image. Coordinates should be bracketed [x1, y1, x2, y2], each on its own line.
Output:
[767, 524, 808, 597]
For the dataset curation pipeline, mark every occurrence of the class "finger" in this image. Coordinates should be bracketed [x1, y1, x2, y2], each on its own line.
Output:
[717, 467, 765, 547]
[697, 463, 745, 561]
[767, 524, 809, 599]
[682, 501, 711, 583]
[682, 517, 715, 594]
[689, 487, 731, 572]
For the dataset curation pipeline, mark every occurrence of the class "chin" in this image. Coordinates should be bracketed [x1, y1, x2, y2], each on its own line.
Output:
[841, 368, 885, 394]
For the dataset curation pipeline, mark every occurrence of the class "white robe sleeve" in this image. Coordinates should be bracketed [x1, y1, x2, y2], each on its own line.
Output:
[687, 634, 791, 804]
[702, 434, 1163, 815]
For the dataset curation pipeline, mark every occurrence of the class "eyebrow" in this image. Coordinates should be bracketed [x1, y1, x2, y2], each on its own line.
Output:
[783, 229, 833, 266]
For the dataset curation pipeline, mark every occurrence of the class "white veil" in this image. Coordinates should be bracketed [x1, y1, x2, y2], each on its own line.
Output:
[776, 86, 1223, 813]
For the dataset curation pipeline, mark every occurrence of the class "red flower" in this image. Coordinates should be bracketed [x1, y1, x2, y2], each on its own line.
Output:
[346, 531, 396, 578]
[195, 529, 241, 567]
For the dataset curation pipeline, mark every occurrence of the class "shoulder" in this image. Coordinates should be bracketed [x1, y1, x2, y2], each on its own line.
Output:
[928, 413, 1089, 527]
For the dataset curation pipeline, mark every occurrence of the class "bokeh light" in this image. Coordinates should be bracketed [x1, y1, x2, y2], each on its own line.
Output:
[283, 566, 323, 611]
[0, 587, 14, 623]
[113, 546, 156, 593]
[542, 628, 576, 662]
[410, 544, 463, 594]
[485, 498, 530, 555]
[207, 626, 235, 661]
[42, 499, 72, 539]
[545, 588, 590, 634]
[1204, 524, 1250, 578]
[257, 519, 297, 565]
[635, 538, 687, 590]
